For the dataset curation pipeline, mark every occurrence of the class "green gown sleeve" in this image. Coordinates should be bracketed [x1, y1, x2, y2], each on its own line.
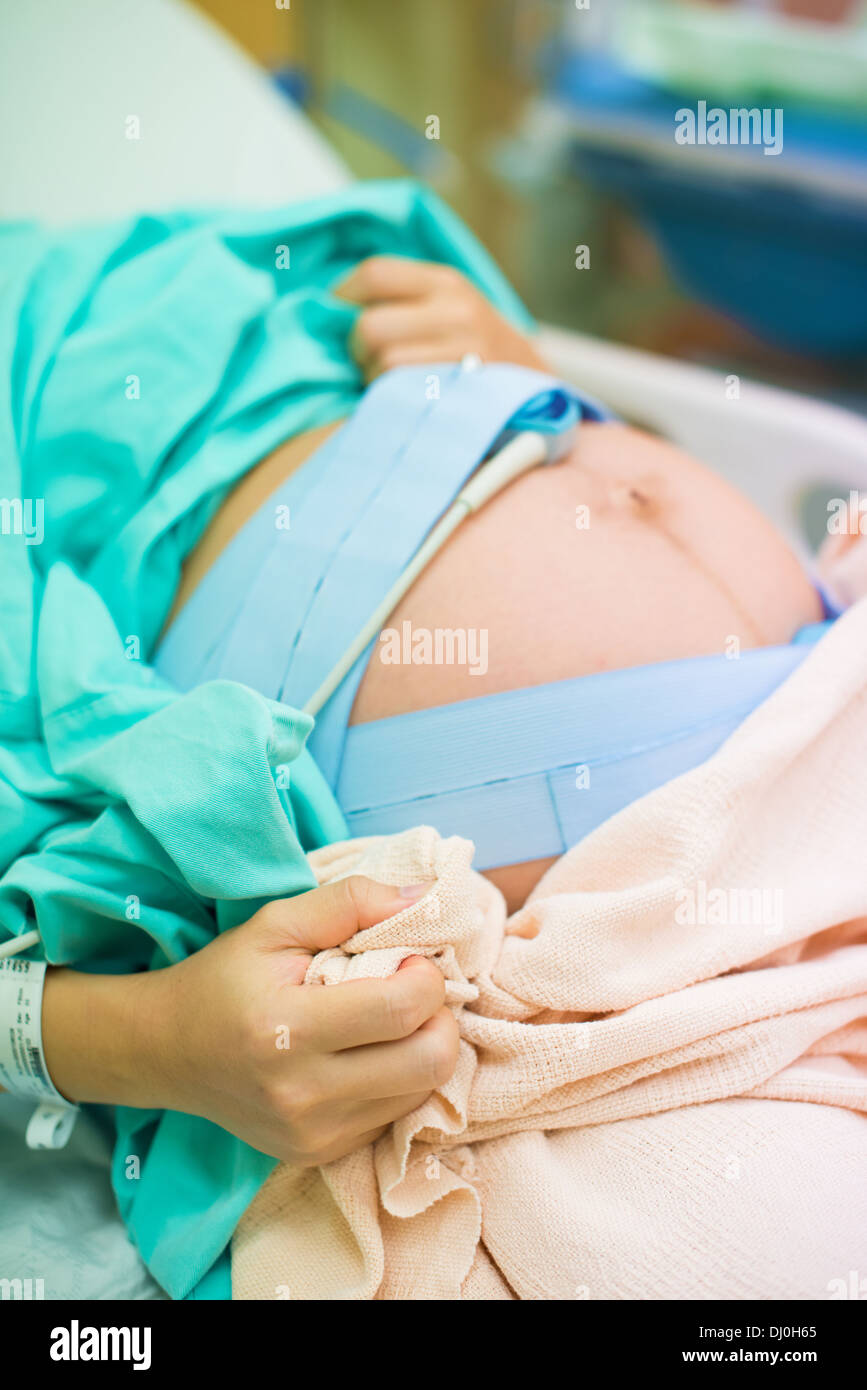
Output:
[0, 179, 532, 1298]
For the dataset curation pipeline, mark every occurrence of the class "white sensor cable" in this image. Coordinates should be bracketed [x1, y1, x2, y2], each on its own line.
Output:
[0, 928, 41, 960]
[0, 431, 566, 966]
[303, 429, 556, 717]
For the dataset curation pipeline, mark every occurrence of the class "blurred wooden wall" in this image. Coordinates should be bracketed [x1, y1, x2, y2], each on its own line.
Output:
[188, 0, 537, 288]
[299, 0, 534, 277]
[190, 0, 300, 66]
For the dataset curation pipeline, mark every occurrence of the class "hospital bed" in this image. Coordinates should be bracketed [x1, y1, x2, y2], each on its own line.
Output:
[1, 0, 866, 1301]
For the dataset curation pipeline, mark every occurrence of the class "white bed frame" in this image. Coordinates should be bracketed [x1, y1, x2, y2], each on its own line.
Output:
[3, 0, 866, 559]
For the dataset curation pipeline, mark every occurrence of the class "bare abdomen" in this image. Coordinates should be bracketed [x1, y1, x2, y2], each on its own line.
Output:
[173, 418, 822, 912]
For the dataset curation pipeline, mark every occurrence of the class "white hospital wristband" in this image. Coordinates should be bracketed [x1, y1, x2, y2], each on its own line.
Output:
[0, 956, 79, 1149]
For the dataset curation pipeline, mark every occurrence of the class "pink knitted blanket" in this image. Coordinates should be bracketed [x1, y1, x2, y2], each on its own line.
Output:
[233, 600, 867, 1300]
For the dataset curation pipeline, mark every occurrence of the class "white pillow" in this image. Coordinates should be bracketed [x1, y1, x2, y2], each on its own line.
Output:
[1, 0, 351, 225]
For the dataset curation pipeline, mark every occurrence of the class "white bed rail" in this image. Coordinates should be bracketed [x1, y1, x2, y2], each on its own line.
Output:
[537, 323, 867, 558]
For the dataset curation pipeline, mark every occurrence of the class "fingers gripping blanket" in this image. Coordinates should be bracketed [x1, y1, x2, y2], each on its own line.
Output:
[233, 601, 867, 1301]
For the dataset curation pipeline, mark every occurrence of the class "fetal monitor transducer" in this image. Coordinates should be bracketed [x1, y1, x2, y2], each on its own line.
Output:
[303, 426, 572, 717]
[0, 420, 575, 965]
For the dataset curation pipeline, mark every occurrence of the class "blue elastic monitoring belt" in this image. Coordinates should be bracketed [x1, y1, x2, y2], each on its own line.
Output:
[155, 363, 830, 870]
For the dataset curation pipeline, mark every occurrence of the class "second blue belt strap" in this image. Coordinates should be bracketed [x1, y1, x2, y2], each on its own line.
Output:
[155, 361, 608, 787]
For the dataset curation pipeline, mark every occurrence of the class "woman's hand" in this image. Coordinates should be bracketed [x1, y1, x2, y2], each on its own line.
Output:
[42, 877, 459, 1165]
[335, 255, 548, 379]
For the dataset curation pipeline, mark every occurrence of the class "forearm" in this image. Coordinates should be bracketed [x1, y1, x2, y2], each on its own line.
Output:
[4, 881, 456, 1167]
[41, 965, 177, 1110]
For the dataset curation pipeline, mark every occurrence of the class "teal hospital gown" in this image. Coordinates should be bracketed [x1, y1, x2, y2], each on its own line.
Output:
[0, 179, 532, 1299]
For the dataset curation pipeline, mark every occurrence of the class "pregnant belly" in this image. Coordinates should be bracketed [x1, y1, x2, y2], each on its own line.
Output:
[171, 415, 821, 911]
